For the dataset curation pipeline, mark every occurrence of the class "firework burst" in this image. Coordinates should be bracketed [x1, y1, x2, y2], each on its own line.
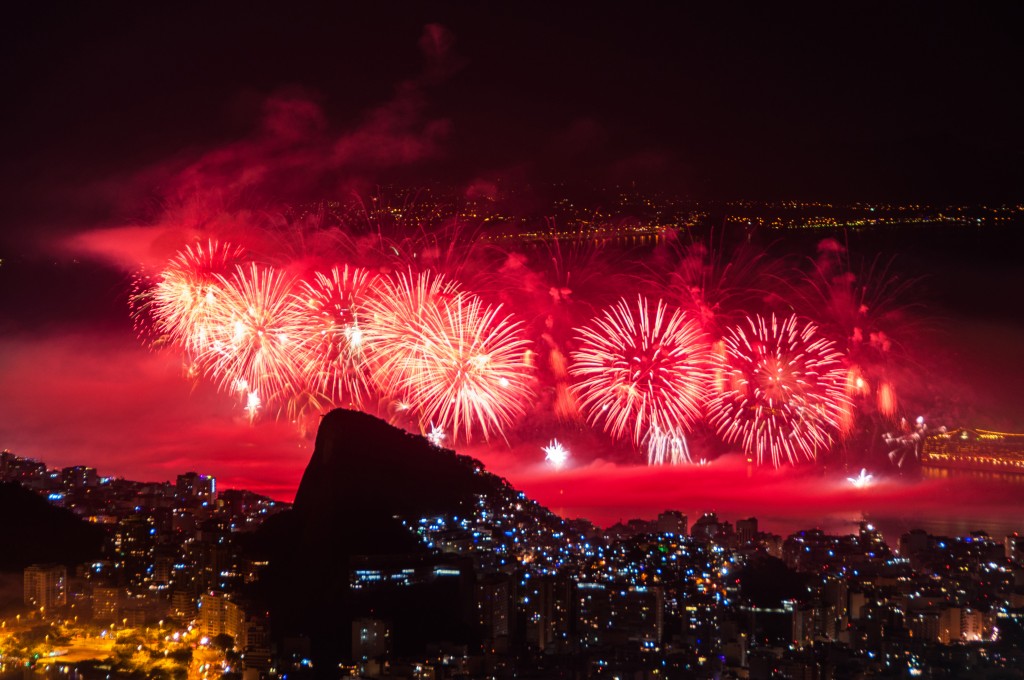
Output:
[291, 265, 376, 407]
[543, 439, 570, 469]
[131, 205, 936, 470]
[144, 240, 247, 354]
[569, 295, 713, 445]
[396, 293, 535, 442]
[195, 263, 307, 415]
[426, 423, 447, 447]
[655, 232, 779, 341]
[847, 468, 874, 488]
[708, 314, 849, 467]
[787, 240, 926, 426]
[362, 268, 461, 398]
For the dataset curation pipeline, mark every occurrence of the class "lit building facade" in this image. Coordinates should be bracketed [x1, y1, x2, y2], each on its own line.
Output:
[199, 591, 245, 640]
[23, 564, 67, 609]
[921, 428, 1024, 472]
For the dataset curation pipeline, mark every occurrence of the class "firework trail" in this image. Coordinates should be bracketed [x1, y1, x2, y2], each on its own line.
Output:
[569, 295, 713, 445]
[884, 416, 934, 468]
[708, 314, 850, 467]
[646, 425, 692, 465]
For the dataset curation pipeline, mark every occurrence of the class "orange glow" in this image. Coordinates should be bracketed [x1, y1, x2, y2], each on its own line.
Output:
[837, 400, 855, 435]
[553, 383, 581, 421]
[711, 340, 728, 393]
[844, 365, 870, 398]
[877, 381, 897, 417]
[548, 346, 568, 379]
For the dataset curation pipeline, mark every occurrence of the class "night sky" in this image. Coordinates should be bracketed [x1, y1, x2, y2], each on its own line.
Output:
[1, 3, 1023, 531]
[3, 1, 1022, 241]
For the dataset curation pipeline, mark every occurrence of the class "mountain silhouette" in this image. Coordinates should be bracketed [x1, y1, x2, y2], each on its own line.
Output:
[250, 409, 512, 675]
[0, 482, 105, 571]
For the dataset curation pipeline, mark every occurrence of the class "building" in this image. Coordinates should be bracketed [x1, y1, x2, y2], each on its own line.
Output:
[907, 610, 940, 641]
[692, 513, 724, 541]
[93, 586, 125, 622]
[198, 591, 244, 640]
[198, 591, 245, 640]
[521, 574, 572, 653]
[736, 517, 758, 545]
[1, 451, 47, 483]
[61, 465, 99, 489]
[575, 583, 610, 648]
[170, 590, 196, 621]
[115, 515, 157, 589]
[1006, 533, 1024, 564]
[23, 564, 67, 609]
[612, 586, 664, 649]
[476, 574, 513, 650]
[242, 611, 272, 672]
[792, 605, 819, 648]
[656, 510, 688, 536]
[352, 618, 391, 671]
[122, 602, 148, 628]
[921, 428, 1024, 473]
[176, 472, 217, 505]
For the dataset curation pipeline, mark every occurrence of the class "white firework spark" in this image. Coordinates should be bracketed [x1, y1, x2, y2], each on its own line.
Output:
[646, 425, 693, 465]
[847, 468, 874, 488]
[543, 439, 570, 469]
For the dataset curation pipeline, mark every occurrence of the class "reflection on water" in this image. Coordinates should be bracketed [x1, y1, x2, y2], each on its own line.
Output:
[920, 464, 1024, 485]
[864, 466, 1024, 540]
[528, 462, 1024, 545]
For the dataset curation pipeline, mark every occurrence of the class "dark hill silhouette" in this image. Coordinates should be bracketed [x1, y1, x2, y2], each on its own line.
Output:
[249, 409, 511, 676]
[736, 553, 808, 607]
[0, 482, 105, 571]
[291, 408, 495, 552]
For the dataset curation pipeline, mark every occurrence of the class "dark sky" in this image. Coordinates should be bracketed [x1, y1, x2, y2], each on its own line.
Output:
[2, 2, 1023, 249]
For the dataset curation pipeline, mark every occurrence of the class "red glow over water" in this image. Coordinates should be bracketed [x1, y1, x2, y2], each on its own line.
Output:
[2, 330, 1023, 540]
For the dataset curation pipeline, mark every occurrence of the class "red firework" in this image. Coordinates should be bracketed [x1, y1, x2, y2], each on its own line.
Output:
[789, 240, 925, 425]
[146, 240, 247, 354]
[569, 295, 714, 445]
[399, 293, 535, 442]
[195, 263, 307, 417]
[291, 265, 376, 408]
[361, 269, 461, 399]
[708, 314, 849, 467]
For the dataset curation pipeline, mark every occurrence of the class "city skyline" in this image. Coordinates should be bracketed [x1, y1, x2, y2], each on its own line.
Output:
[4, 407, 1024, 678]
